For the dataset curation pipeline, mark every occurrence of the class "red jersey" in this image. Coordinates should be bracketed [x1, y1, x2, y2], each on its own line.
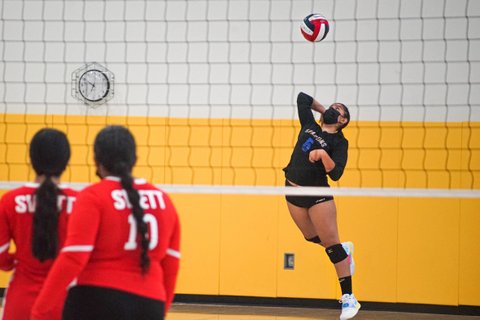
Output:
[0, 183, 77, 320]
[31, 177, 181, 320]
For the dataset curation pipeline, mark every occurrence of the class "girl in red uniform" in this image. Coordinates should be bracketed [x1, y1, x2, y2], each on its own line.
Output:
[32, 125, 181, 320]
[0, 128, 75, 320]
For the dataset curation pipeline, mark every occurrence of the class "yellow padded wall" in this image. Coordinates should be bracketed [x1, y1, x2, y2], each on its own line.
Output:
[397, 199, 460, 305]
[218, 195, 278, 297]
[459, 199, 480, 306]
[172, 194, 222, 295]
[336, 197, 399, 303]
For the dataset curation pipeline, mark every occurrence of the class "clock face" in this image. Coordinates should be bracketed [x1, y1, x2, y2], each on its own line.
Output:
[79, 69, 110, 102]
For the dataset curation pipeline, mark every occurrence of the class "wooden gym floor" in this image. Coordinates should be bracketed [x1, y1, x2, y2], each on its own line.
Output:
[1, 301, 479, 319]
[169, 303, 480, 320]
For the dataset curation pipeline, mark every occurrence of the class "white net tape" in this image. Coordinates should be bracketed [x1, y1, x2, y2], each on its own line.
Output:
[0, 181, 479, 198]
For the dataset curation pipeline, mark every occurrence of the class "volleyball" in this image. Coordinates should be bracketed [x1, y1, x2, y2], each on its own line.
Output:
[300, 13, 329, 42]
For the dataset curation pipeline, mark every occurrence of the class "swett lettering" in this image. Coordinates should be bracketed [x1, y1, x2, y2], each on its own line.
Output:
[14, 194, 75, 214]
[112, 189, 130, 210]
[14, 195, 36, 213]
[14, 195, 28, 213]
[57, 195, 77, 214]
[139, 190, 166, 210]
[111, 189, 166, 211]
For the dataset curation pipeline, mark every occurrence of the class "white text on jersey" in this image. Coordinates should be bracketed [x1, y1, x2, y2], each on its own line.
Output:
[111, 189, 166, 211]
[14, 194, 76, 214]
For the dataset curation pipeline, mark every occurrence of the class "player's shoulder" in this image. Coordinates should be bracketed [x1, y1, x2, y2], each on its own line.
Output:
[80, 181, 103, 193]
[75, 180, 112, 202]
[78, 177, 169, 197]
[1, 184, 37, 202]
[134, 179, 172, 200]
[58, 184, 79, 197]
[134, 180, 177, 212]
[134, 178, 159, 191]
[335, 130, 348, 144]
[303, 121, 321, 133]
[79, 177, 160, 195]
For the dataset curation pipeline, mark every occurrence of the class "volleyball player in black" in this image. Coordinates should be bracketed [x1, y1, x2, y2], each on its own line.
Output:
[283, 92, 360, 320]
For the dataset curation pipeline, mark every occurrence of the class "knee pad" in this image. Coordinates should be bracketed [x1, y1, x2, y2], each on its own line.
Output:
[325, 243, 348, 264]
[305, 236, 321, 244]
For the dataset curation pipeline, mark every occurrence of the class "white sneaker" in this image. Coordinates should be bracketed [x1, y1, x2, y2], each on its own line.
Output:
[342, 241, 355, 276]
[339, 293, 361, 320]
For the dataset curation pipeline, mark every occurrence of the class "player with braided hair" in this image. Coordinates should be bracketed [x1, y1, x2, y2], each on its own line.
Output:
[0, 128, 76, 320]
[93, 128, 151, 275]
[32, 125, 181, 320]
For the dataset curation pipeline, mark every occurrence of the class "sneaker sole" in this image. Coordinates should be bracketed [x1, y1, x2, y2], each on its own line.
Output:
[340, 302, 361, 320]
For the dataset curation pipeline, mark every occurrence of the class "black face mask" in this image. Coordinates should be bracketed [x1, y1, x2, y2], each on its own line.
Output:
[323, 108, 341, 124]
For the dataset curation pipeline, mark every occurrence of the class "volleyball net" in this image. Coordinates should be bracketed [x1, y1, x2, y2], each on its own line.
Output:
[1, 0, 479, 198]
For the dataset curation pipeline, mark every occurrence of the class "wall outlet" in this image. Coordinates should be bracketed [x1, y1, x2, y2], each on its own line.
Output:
[284, 253, 294, 270]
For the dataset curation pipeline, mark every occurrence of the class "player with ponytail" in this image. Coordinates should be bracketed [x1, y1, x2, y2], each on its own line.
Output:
[0, 128, 76, 320]
[32, 174, 61, 262]
[283, 92, 360, 320]
[117, 166, 151, 273]
[32, 125, 181, 320]
[93, 127, 151, 274]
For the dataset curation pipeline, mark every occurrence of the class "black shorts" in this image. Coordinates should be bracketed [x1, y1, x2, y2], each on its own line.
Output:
[63, 285, 165, 320]
[285, 179, 333, 208]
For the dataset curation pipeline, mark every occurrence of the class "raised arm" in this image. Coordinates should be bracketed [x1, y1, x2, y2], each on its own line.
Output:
[297, 92, 327, 127]
[311, 96, 327, 114]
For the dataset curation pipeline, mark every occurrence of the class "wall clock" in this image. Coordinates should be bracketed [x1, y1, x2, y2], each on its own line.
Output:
[72, 62, 114, 106]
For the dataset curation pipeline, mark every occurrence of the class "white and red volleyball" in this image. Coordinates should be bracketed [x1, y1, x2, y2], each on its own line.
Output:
[300, 13, 330, 42]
